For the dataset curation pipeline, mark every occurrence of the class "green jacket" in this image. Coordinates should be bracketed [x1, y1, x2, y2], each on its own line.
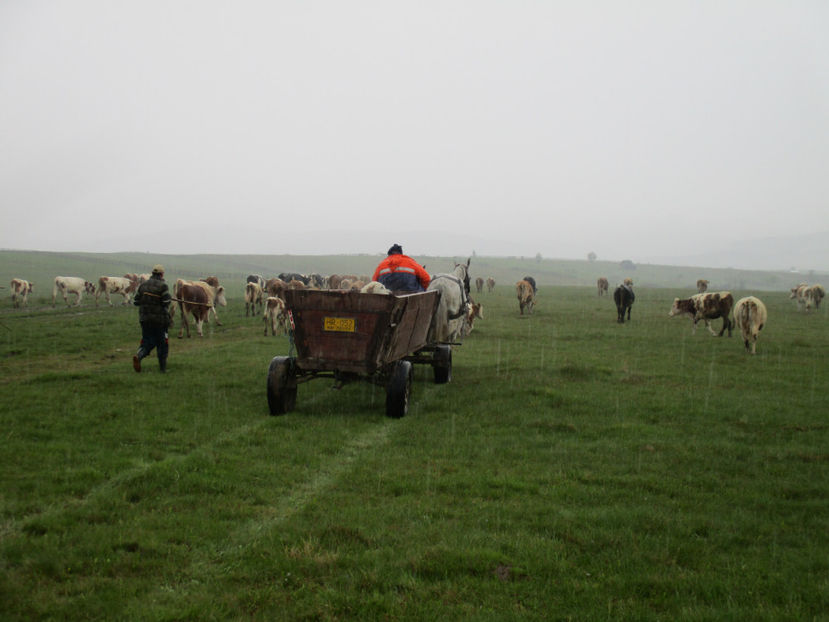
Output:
[134, 275, 171, 327]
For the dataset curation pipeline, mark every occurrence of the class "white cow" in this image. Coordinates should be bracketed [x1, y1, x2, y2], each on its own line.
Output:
[52, 276, 96, 307]
[10, 278, 34, 308]
[734, 296, 767, 355]
[96, 276, 138, 306]
[245, 281, 265, 316]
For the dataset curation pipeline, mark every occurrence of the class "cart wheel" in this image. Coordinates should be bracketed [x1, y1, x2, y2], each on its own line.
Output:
[267, 356, 297, 415]
[385, 360, 413, 419]
[432, 345, 452, 384]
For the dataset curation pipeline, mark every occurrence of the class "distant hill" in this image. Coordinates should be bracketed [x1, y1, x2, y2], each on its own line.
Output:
[642, 231, 829, 272]
[2, 250, 823, 299]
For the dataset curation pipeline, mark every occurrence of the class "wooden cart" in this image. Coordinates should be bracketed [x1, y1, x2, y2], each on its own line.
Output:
[266, 289, 452, 418]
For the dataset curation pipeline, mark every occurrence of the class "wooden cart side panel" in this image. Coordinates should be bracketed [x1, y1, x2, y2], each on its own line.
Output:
[383, 291, 440, 362]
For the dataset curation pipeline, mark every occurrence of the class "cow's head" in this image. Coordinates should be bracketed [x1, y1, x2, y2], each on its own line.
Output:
[214, 286, 227, 307]
[668, 298, 689, 317]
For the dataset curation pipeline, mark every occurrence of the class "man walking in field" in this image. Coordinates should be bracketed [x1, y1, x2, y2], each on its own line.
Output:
[132, 264, 172, 373]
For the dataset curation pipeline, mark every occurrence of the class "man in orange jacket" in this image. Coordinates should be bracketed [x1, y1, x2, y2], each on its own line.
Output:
[372, 244, 431, 292]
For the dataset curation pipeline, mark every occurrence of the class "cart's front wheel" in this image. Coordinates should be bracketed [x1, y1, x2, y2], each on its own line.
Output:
[432, 345, 452, 384]
[267, 356, 297, 415]
[386, 360, 413, 418]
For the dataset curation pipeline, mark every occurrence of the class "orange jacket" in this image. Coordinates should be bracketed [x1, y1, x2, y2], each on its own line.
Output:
[372, 254, 430, 292]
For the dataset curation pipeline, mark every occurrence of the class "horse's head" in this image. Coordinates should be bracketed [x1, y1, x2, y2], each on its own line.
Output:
[454, 258, 471, 295]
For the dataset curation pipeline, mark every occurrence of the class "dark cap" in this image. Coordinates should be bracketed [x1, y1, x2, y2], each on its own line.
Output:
[387, 244, 403, 255]
[152, 264, 164, 274]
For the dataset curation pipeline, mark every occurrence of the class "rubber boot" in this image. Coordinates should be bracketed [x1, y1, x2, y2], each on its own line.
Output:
[133, 348, 146, 373]
[159, 357, 167, 373]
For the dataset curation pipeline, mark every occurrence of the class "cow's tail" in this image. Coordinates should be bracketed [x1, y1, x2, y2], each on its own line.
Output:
[739, 299, 753, 332]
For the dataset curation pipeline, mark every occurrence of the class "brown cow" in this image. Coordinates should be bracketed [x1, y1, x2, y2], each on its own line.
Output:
[597, 277, 608, 296]
[265, 277, 288, 300]
[734, 296, 767, 355]
[10, 278, 33, 308]
[175, 280, 227, 337]
[486, 277, 495, 293]
[263, 296, 289, 336]
[697, 279, 709, 293]
[669, 291, 734, 336]
[516, 280, 535, 315]
[475, 277, 484, 293]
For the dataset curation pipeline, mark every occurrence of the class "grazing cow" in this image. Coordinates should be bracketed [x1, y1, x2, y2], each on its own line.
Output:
[697, 279, 709, 293]
[263, 296, 289, 336]
[463, 301, 484, 335]
[668, 291, 734, 336]
[486, 277, 495, 293]
[734, 296, 767, 355]
[10, 278, 33, 308]
[360, 281, 392, 295]
[96, 275, 138, 306]
[265, 277, 288, 300]
[244, 281, 264, 316]
[52, 276, 96, 307]
[308, 274, 325, 289]
[475, 277, 484, 293]
[174, 279, 227, 337]
[523, 276, 537, 294]
[806, 284, 825, 310]
[613, 283, 635, 323]
[597, 277, 609, 296]
[516, 279, 535, 315]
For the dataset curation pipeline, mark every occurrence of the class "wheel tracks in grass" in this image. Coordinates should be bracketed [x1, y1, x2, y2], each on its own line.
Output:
[132, 420, 395, 607]
[0, 416, 278, 544]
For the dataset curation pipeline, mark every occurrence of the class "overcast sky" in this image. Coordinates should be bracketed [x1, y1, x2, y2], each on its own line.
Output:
[2, 1, 828, 269]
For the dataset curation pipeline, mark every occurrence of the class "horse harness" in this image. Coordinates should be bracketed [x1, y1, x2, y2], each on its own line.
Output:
[430, 273, 469, 320]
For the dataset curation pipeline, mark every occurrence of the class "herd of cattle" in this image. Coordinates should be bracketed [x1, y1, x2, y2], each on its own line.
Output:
[8, 271, 826, 356]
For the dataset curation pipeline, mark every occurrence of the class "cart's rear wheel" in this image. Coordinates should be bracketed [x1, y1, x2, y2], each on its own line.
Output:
[432, 345, 452, 384]
[267, 356, 297, 415]
[386, 360, 413, 418]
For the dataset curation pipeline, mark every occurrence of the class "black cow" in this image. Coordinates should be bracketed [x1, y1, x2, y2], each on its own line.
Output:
[613, 284, 635, 323]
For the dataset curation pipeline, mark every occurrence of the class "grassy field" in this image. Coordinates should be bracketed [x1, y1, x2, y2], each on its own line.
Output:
[1, 253, 827, 620]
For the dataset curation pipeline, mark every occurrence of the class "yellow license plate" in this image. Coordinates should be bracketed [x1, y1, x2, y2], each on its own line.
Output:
[324, 317, 356, 332]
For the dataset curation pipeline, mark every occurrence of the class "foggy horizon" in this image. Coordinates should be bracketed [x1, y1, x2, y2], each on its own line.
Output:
[2, 2, 828, 272]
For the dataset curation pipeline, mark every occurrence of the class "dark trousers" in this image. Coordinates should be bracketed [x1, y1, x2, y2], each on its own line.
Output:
[138, 322, 169, 362]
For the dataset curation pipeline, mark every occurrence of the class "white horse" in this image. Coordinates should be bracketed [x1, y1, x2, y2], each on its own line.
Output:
[427, 258, 471, 344]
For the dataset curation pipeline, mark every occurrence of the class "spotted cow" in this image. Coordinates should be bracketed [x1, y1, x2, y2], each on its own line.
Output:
[669, 291, 734, 336]
[96, 275, 139, 306]
[52, 276, 96, 307]
[10, 278, 34, 308]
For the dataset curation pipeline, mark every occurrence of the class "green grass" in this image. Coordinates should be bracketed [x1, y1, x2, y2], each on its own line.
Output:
[1, 255, 827, 620]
